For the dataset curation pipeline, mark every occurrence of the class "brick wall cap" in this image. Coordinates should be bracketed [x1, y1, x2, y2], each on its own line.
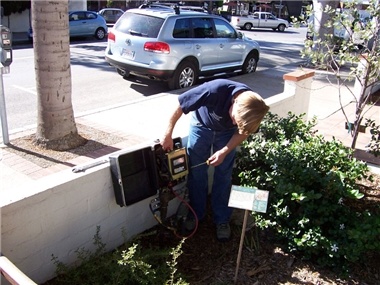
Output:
[283, 70, 315, 82]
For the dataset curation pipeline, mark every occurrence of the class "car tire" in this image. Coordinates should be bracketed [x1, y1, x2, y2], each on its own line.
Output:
[240, 52, 258, 74]
[244, 23, 252, 30]
[277, 24, 286, 32]
[95, 28, 106, 40]
[167, 61, 198, 90]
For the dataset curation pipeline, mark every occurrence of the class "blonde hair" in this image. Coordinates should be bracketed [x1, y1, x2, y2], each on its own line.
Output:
[235, 91, 269, 135]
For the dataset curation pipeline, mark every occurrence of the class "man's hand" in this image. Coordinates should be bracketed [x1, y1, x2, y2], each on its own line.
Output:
[207, 150, 228, 166]
[208, 132, 249, 166]
[160, 135, 173, 152]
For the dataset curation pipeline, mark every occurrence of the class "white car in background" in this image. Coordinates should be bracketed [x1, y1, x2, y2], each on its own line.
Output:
[231, 12, 289, 32]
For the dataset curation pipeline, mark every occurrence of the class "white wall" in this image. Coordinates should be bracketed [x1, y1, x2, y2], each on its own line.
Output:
[0, 0, 87, 33]
[0, 9, 30, 33]
[0, 70, 315, 284]
[69, 0, 87, 11]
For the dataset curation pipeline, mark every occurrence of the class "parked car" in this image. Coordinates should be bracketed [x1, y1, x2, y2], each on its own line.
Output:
[98, 8, 125, 24]
[28, 11, 108, 41]
[105, 6, 260, 90]
[231, 12, 289, 32]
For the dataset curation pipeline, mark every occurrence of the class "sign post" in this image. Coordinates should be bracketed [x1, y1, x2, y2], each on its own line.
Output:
[228, 185, 269, 284]
[0, 25, 12, 144]
[0, 68, 9, 144]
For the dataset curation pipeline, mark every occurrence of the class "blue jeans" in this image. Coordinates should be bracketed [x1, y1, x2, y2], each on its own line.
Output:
[186, 114, 237, 225]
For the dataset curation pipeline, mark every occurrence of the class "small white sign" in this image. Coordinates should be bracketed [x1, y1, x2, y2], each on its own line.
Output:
[228, 185, 269, 213]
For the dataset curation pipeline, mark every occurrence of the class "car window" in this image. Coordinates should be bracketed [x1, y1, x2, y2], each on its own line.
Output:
[70, 12, 87, 21]
[214, 18, 236, 38]
[115, 12, 164, 38]
[78, 12, 86, 20]
[86, 12, 96, 20]
[70, 13, 79, 21]
[191, 17, 214, 38]
[173, 18, 190, 38]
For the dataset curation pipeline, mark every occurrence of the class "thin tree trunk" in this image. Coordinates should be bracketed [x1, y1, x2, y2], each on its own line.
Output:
[32, 0, 85, 150]
[312, 0, 337, 68]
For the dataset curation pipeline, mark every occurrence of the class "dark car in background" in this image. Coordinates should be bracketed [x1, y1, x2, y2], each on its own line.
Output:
[98, 8, 125, 24]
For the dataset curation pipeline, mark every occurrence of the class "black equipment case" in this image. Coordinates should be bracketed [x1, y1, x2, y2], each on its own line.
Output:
[109, 138, 185, 207]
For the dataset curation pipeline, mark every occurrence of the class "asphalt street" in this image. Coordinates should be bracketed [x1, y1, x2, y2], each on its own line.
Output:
[1, 27, 308, 142]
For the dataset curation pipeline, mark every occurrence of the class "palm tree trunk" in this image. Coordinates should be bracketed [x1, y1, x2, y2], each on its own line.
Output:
[32, 0, 85, 150]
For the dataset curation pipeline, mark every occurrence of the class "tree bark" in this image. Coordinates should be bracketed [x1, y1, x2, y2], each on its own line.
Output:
[32, 0, 86, 150]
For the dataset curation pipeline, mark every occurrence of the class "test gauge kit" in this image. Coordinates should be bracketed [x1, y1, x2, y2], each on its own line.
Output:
[166, 147, 188, 181]
[109, 138, 193, 237]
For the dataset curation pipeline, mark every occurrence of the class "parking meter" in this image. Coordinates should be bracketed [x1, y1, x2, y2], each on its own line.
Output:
[0, 25, 12, 67]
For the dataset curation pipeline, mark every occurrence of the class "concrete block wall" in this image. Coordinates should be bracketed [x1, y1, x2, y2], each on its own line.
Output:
[266, 70, 314, 120]
[0, 70, 315, 284]
[1, 160, 175, 283]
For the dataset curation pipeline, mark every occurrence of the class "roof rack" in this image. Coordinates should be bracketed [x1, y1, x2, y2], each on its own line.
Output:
[139, 2, 207, 15]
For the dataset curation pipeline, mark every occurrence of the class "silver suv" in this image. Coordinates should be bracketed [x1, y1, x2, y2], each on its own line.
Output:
[105, 6, 260, 90]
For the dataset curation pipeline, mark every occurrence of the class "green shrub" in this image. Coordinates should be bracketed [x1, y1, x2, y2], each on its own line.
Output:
[48, 227, 188, 285]
[365, 118, 380, 157]
[233, 112, 380, 269]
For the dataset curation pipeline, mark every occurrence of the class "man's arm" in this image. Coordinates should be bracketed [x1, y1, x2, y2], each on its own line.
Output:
[208, 132, 249, 166]
[161, 104, 184, 151]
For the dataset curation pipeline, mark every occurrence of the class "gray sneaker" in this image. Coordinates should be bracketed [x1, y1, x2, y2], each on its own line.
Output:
[184, 217, 196, 232]
[216, 223, 231, 242]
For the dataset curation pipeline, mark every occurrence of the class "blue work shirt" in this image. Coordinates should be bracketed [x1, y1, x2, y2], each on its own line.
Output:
[178, 79, 252, 131]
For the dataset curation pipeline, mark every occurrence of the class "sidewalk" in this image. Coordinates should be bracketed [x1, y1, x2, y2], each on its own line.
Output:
[1, 61, 379, 196]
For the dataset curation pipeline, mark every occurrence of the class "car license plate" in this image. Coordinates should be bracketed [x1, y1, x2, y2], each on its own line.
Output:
[121, 49, 135, 59]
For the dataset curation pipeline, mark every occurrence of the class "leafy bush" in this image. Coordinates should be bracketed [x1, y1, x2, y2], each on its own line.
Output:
[48, 227, 188, 285]
[233, 112, 380, 269]
[365, 118, 380, 157]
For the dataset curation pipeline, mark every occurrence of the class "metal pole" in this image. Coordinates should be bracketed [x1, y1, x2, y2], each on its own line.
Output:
[0, 66, 9, 144]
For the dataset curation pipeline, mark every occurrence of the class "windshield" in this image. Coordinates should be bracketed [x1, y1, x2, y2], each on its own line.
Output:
[114, 12, 164, 38]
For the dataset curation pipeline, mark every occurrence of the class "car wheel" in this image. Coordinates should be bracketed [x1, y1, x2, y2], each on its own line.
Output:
[168, 61, 198, 90]
[278, 24, 286, 32]
[244, 23, 252, 30]
[241, 52, 258, 74]
[95, 28, 106, 40]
